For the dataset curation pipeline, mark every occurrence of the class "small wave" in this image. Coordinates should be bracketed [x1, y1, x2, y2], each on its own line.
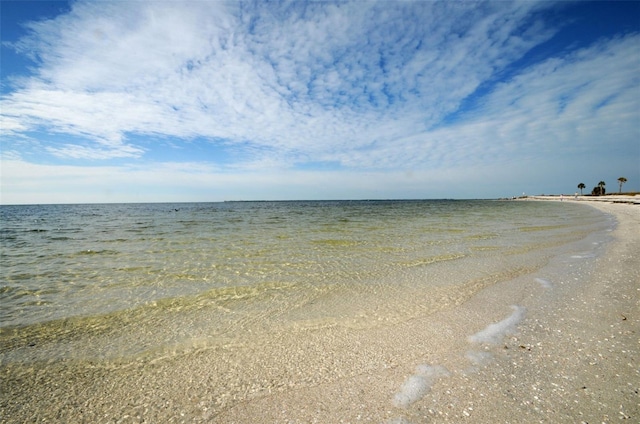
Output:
[103, 238, 128, 243]
[148, 280, 299, 312]
[518, 224, 567, 232]
[20, 299, 53, 307]
[311, 239, 361, 247]
[465, 232, 499, 241]
[471, 245, 500, 251]
[399, 253, 465, 268]
[76, 249, 120, 256]
[225, 217, 245, 223]
[0, 285, 61, 316]
[0, 285, 16, 295]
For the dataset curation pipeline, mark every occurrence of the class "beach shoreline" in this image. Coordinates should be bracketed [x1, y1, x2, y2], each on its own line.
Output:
[520, 194, 640, 204]
[217, 199, 639, 423]
[1, 199, 638, 423]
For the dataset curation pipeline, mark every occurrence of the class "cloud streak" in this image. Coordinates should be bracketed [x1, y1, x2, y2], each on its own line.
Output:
[2, 2, 555, 160]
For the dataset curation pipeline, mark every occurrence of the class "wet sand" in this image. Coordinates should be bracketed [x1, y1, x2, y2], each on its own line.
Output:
[1, 199, 638, 423]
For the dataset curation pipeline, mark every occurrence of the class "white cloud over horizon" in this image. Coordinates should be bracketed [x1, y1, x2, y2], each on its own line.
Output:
[1, 0, 639, 203]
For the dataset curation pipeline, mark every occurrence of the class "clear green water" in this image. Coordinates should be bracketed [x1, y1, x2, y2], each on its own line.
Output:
[0, 200, 609, 363]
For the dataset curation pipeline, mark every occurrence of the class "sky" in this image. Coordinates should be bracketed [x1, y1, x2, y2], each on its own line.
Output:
[1, 0, 639, 204]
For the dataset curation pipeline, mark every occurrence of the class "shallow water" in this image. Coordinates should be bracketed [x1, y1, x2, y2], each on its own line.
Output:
[0, 200, 609, 363]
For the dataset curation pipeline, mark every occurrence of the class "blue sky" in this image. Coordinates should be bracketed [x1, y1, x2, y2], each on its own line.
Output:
[1, 0, 639, 203]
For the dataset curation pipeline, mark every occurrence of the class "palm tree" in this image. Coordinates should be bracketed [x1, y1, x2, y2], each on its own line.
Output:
[577, 183, 585, 195]
[618, 177, 627, 194]
[598, 181, 606, 196]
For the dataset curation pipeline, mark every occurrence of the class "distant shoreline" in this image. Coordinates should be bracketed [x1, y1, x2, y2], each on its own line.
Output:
[516, 194, 640, 204]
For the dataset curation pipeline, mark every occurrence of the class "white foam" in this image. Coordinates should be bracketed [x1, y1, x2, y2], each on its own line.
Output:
[394, 375, 430, 407]
[534, 277, 552, 289]
[393, 364, 449, 408]
[468, 305, 526, 345]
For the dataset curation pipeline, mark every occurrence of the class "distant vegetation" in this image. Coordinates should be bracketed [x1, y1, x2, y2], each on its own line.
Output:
[579, 177, 632, 196]
[618, 177, 627, 193]
[592, 181, 606, 196]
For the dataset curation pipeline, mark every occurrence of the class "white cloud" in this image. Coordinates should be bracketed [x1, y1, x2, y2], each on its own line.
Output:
[3, 151, 620, 205]
[1, 1, 638, 202]
[2, 0, 556, 165]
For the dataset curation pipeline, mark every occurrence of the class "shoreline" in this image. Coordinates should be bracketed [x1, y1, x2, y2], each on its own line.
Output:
[1, 200, 638, 423]
[217, 199, 639, 423]
[519, 194, 640, 204]
[426, 198, 639, 423]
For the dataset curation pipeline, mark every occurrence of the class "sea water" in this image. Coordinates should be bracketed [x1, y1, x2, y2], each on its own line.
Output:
[0, 200, 610, 364]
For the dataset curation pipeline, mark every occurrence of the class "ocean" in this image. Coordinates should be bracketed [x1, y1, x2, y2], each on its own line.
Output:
[0, 200, 611, 365]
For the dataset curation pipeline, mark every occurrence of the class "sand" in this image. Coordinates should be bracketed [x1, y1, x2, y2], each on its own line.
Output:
[525, 194, 640, 205]
[1, 199, 638, 423]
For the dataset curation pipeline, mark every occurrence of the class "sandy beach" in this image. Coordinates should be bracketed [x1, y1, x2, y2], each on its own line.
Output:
[524, 194, 640, 205]
[1, 198, 638, 423]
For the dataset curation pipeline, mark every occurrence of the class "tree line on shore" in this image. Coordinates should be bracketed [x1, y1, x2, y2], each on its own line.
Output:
[577, 177, 628, 196]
